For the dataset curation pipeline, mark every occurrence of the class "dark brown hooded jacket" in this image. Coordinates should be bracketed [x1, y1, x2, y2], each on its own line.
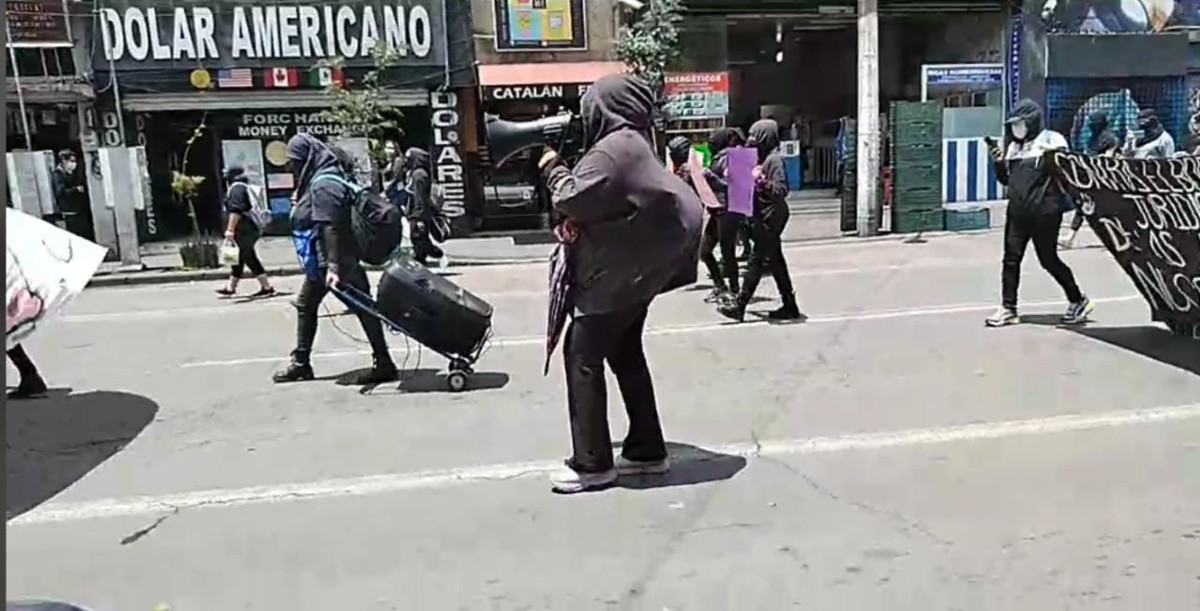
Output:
[544, 74, 704, 316]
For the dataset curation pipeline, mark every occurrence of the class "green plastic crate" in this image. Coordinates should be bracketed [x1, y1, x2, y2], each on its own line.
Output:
[893, 209, 945, 234]
[944, 206, 991, 231]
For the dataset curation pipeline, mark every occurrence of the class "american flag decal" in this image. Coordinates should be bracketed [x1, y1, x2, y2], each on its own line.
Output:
[217, 68, 253, 89]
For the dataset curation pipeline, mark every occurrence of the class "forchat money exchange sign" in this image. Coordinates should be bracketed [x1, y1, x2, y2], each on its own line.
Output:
[1048, 152, 1200, 338]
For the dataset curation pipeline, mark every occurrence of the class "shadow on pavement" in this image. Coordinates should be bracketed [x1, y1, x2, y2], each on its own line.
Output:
[6, 390, 159, 520]
[332, 367, 511, 394]
[1069, 325, 1200, 376]
[617, 442, 747, 491]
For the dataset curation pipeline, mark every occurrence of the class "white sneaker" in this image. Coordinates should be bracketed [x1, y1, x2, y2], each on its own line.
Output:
[616, 456, 671, 476]
[985, 306, 1020, 327]
[549, 465, 616, 494]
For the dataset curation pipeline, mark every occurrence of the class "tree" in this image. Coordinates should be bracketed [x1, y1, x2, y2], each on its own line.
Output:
[614, 0, 685, 94]
[316, 43, 404, 165]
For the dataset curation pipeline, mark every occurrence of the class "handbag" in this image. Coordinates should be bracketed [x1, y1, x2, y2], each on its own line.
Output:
[219, 239, 241, 266]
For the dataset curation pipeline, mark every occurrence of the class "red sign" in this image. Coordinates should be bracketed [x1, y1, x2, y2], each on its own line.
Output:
[663, 72, 729, 119]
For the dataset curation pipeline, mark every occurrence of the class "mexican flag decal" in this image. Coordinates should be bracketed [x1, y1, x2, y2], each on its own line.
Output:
[311, 67, 345, 88]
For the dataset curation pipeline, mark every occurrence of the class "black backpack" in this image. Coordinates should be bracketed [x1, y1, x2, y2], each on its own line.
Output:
[312, 172, 403, 265]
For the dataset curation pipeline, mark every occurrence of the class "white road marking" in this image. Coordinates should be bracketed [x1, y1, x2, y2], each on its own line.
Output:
[11, 402, 1198, 526]
[177, 294, 1144, 369]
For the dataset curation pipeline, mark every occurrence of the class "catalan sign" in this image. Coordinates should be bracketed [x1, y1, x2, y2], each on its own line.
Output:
[6, 0, 71, 48]
[92, 0, 446, 70]
[1048, 152, 1200, 337]
[663, 72, 729, 120]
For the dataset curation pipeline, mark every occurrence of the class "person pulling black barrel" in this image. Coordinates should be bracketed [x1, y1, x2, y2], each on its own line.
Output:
[537, 74, 703, 494]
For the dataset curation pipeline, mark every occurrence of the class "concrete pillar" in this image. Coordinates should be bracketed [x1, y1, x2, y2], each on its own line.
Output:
[78, 104, 119, 257]
[98, 147, 143, 267]
[856, 0, 880, 237]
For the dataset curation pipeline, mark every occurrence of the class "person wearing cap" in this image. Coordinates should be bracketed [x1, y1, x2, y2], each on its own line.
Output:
[985, 98, 1093, 328]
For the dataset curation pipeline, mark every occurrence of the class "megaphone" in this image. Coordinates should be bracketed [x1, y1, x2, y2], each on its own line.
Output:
[483, 112, 584, 170]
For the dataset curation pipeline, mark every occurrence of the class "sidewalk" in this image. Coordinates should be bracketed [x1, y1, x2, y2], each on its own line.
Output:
[90, 203, 1102, 288]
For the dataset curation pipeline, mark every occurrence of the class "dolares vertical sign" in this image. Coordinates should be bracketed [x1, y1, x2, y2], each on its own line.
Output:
[1048, 152, 1200, 338]
[430, 90, 467, 227]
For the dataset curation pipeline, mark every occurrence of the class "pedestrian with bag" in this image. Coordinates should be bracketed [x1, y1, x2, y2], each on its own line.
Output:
[985, 99, 1093, 327]
[217, 166, 275, 298]
[717, 118, 803, 322]
[273, 134, 398, 385]
[538, 74, 703, 494]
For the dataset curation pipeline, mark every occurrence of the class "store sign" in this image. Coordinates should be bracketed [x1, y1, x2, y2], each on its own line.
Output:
[925, 65, 1004, 87]
[430, 90, 467, 219]
[1048, 152, 1200, 335]
[232, 112, 342, 138]
[492, 0, 586, 52]
[483, 83, 587, 101]
[663, 72, 729, 120]
[6, 0, 72, 48]
[1007, 7, 1022, 113]
[94, 0, 446, 70]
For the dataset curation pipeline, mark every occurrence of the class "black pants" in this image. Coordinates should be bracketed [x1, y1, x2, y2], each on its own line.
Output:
[700, 213, 740, 293]
[292, 264, 392, 364]
[231, 231, 265, 279]
[1002, 212, 1083, 310]
[7, 344, 40, 382]
[564, 304, 666, 473]
[740, 216, 795, 305]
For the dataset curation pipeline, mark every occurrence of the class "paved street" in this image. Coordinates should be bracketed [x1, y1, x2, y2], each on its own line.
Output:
[7, 231, 1200, 610]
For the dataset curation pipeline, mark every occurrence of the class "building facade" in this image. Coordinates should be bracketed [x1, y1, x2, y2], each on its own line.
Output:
[86, 0, 477, 240]
[470, 0, 628, 230]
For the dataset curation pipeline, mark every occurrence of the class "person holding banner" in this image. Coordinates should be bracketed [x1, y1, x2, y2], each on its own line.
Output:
[986, 99, 1094, 327]
[1122, 108, 1176, 159]
[667, 134, 738, 303]
[1060, 111, 1120, 249]
[718, 119, 802, 322]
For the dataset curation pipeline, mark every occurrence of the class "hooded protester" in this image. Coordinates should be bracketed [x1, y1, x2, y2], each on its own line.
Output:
[1061, 112, 1120, 248]
[669, 132, 739, 302]
[537, 74, 703, 493]
[216, 166, 275, 298]
[273, 133, 398, 385]
[1123, 108, 1176, 159]
[402, 147, 447, 266]
[986, 99, 1092, 327]
[717, 118, 802, 322]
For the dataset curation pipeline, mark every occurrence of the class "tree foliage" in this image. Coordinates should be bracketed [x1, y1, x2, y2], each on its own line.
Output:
[615, 0, 685, 93]
[317, 42, 404, 158]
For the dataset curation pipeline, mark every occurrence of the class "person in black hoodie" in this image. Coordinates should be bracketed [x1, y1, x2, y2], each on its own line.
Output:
[273, 133, 398, 384]
[718, 118, 802, 322]
[1060, 111, 1119, 249]
[538, 74, 703, 493]
[667, 135, 736, 302]
[986, 99, 1093, 327]
[403, 147, 447, 266]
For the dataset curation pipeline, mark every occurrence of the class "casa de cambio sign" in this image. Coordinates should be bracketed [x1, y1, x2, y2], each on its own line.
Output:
[95, 0, 446, 69]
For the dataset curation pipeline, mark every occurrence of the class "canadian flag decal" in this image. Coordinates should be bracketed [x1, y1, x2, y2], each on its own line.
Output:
[266, 67, 299, 88]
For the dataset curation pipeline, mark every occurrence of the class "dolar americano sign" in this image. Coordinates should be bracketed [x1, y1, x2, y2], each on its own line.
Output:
[1048, 152, 1200, 338]
[94, 0, 446, 69]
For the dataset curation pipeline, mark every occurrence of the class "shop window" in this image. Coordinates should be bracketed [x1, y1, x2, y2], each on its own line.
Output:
[8, 47, 75, 78]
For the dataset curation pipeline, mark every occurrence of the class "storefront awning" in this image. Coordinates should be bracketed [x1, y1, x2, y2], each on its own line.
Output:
[478, 61, 626, 101]
[121, 89, 429, 112]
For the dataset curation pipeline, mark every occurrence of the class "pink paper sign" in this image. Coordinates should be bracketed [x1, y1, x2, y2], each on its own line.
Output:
[726, 147, 756, 217]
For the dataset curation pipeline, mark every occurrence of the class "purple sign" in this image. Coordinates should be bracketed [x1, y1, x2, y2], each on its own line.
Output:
[726, 146, 756, 217]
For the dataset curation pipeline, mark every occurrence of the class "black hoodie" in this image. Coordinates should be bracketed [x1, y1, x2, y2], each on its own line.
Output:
[1087, 112, 1119, 156]
[746, 119, 790, 227]
[994, 99, 1069, 217]
[544, 74, 704, 316]
[287, 133, 356, 272]
[403, 147, 434, 220]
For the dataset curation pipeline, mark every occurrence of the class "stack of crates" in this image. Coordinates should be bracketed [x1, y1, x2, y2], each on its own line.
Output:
[889, 101, 944, 234]
[840, 120, 857, 233]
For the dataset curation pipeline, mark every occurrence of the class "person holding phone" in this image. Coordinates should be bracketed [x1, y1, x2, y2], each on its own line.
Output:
[985, 99, 1093, 328]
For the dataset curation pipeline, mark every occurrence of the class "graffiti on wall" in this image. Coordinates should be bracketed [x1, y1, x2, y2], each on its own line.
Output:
[1047, 77, 1189, 153]
[1037, 0, 1200, 33]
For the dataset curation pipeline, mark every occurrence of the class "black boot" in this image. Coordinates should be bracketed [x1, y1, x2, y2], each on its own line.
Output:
[767, 293, 804, 321]
[717, 293, 748, 322]
[349, 356, 399, 386]
[273, 360, 315, 384]
[7, 374, 48, 399]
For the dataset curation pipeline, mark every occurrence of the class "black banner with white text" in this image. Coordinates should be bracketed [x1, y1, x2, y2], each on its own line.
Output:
[1048, 153, 1200, 337]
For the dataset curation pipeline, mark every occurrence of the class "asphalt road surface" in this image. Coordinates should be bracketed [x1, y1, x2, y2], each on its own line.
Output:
[7, 231, 1200, 611]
